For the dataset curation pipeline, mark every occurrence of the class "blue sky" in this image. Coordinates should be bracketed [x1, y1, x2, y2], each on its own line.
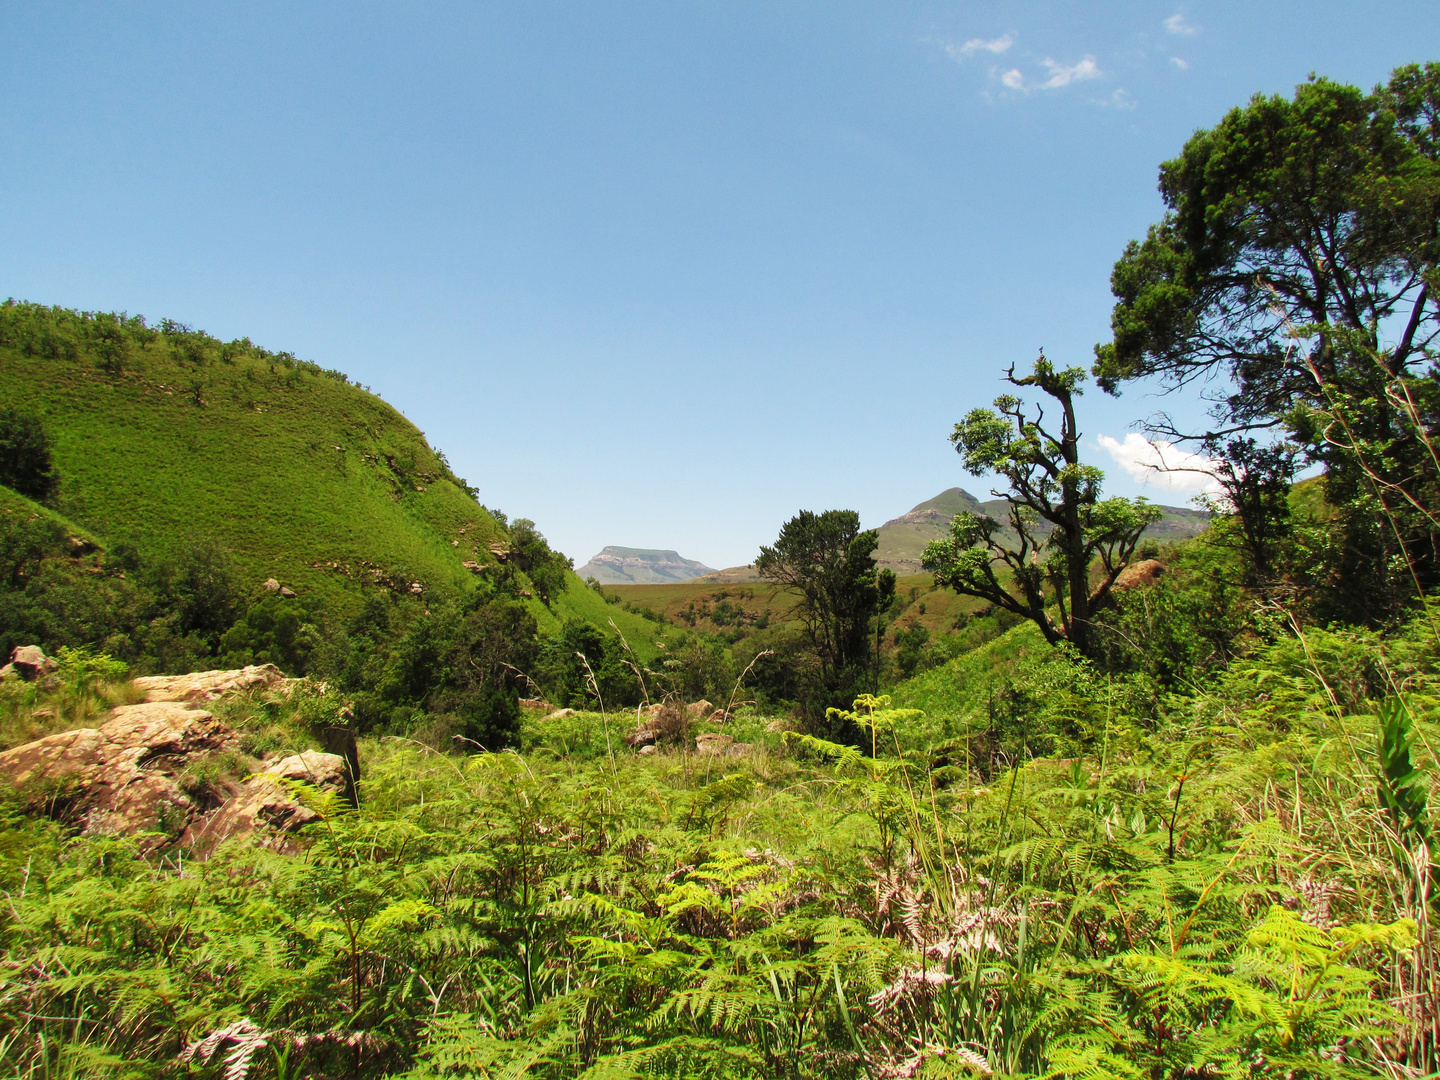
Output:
[3, 3, 1436, 569]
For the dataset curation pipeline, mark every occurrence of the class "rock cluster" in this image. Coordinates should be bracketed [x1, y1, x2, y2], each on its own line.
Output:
[0, 667, 353, 856]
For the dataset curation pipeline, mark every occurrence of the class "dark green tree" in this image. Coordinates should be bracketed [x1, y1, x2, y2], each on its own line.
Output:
[1093, 64, 1440, 619]
[922, 354, 1161, 661]
[755, 509, 885, 711]
[507, 518, 573, 607]
[0, 407, 59, 503]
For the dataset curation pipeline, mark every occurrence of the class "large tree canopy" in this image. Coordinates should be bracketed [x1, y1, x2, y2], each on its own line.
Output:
[1094, 65, 1440, 422]
[1094, 64, 1440, 622]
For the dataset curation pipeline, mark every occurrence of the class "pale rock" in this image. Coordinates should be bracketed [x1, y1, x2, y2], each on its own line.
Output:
[0, 701, 236, 838]
[10, 645, 57, 681]
[131, 664, 287, 705]
[695, 733, 733, 756]
[1113, 559, 1166, 591]
[184, 750, 351, 856]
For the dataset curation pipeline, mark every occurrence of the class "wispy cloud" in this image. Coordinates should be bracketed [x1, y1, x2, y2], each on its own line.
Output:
[1170, 56, 1189, 69]
[1102, 87, 1137, 109]
[1001, 55, 1102, 92]
[1164, 13, 1197, 35]
[946, 34, 1014, 60]
[1039, 56, 1101, 88]
[1097, 434, 1222, 495]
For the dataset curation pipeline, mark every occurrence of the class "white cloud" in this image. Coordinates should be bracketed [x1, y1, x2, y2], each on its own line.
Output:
[1103, 87, 1137, 109]
[998, 56, 1101, 93]
[1097, 434, 1223, 495]
[1164, 13, 1197, 35]
[1039, 55, 1101, 88]
[947, 34, 1013, 60]
[1170, 56, 1189, 69]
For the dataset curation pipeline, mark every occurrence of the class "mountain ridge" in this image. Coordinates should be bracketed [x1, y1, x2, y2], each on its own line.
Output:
[577, 546, 717, 585]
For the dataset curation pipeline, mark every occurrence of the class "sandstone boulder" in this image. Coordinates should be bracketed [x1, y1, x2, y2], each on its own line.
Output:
[638, 744, 657, 756]
[10, 645, 57, 681]
[695, 733, 733, 756]
[131, 664, 287, 704]
[626, 728, 657, 749]
[183, 751, 352, 856]
[1113, 559, 1166, 591]
[686, 700, 716, 719]
[0, 701, 236, 838]
[545, 708, 577, 720]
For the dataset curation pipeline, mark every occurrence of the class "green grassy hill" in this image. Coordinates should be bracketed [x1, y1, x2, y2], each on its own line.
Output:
[0, 302, 661, 654]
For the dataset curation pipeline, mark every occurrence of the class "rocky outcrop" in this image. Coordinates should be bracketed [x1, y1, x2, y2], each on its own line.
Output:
[7, 645, 58, 682]
[575, 547, 716, 585]
[695, 733, 733, 756]
[0, 701, 236, 838]
[183, 751, 352, 856]
[131, 664, 287, 704]
[0, 666, 354, 856]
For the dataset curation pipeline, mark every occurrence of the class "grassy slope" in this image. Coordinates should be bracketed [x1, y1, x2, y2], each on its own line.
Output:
[0, 319, 665, 653]
[888, 621, 1048, 721]
[0, 346, 507, 607]
[0, 485, 102, 547]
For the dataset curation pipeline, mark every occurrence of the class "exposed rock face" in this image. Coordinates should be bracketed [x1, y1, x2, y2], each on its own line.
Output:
[686, 700, 715, 719]
[0, 666, 354, 856]
[575, 547, 717, 585]
[183, 751, 352, 856]
[0, 701, 236, 838]
[872, 488, 1209, 576]
[131, 664, 287, 704]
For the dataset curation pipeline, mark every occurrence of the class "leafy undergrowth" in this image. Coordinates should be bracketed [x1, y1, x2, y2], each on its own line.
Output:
[3, 623, 1438, 1079]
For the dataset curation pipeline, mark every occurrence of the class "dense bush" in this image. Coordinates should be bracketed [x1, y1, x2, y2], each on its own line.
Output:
[0, 406, 58, 502]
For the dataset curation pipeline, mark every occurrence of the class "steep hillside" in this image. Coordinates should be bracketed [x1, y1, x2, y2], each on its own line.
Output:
[0, 302, 662, 653]
[0, 304, 511, 607]
[576, 546, 716, 585]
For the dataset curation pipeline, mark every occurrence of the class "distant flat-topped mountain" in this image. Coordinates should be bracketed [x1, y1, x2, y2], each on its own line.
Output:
[578, 546, 718, 585]
[873, 487, 1211, 575]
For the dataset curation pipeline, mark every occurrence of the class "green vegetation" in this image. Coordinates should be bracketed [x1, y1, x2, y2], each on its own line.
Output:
[923, 354, 1160, 660]
[3, 63, 1440, 1079]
